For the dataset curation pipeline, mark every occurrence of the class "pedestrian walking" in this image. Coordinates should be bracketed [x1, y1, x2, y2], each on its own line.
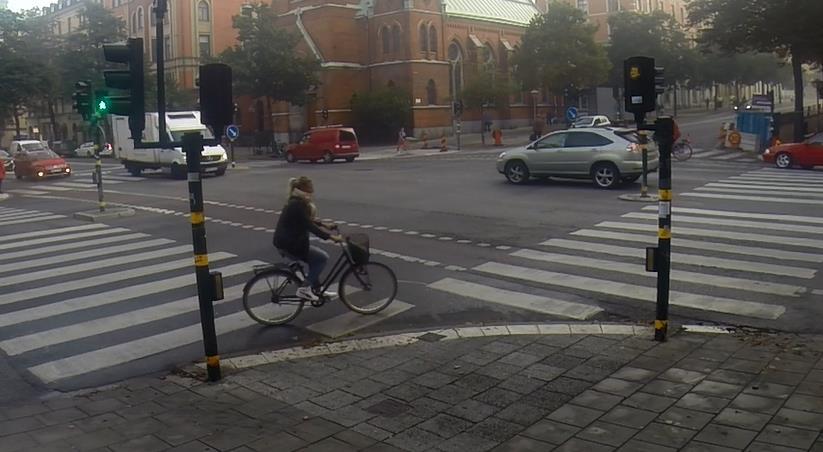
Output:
[396, 127, 407, 153]
[0, 156, 5, 194]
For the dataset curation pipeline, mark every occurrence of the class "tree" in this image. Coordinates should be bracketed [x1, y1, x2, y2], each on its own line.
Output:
[0, 9, 47, 136]
[689, 0, 823, 139]
[350, 88, 410, 144]
[513, 1, 609, 94]
[217, 3, 319, 129]
[144, 67, 198, 112]
[607, 11, 697, 87]
[461, 71, 515, 110]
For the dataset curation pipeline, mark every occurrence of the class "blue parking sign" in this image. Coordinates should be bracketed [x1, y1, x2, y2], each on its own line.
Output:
[226, 125, 240, 142]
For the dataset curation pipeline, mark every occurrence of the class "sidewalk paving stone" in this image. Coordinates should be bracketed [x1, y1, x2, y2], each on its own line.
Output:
[6, 329, 823, 451]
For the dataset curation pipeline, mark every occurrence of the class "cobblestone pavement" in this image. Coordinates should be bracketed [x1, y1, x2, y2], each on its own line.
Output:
[2, 327, 823, 452]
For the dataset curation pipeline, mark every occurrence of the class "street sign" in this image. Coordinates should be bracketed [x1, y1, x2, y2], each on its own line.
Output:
[226, 124, 240, 142]
[566, 106, 578, 122]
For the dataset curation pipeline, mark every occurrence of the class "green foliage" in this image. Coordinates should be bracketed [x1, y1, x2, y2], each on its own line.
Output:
[513, 1, 610, 92]
[350, 88, 411, 144]
[0, 9, 51, 131]
[144, 68, 198, 112]
[461, 71, 515, 110]
[217, 3, 319, 106]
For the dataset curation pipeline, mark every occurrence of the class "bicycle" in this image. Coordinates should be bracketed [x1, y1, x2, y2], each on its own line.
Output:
[242, 232, 398, 326]
[673, 137, 693, 162]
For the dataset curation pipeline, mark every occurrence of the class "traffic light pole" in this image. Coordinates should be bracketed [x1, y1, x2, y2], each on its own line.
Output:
[155, 0, 168, 146]
[183, 132, 221, 382]
[93, 120, 105, 213]
[654, 117, 675, 342]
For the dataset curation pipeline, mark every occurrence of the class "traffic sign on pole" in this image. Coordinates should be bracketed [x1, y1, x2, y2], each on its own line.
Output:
[225, 125, 240, 142]
[565, 106, 578, 122]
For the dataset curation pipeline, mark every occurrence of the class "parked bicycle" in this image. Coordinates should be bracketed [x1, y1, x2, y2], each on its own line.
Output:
[673, 136, 693, 161]
[242, 232, 398, 325]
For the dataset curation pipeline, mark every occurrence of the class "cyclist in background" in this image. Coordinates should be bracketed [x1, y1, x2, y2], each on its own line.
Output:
[273, 176, 342, 301]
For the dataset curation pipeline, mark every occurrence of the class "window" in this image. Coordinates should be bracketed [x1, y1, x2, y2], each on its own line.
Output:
[198, 1, 210, 22]
[426, 79, 437, 105]
[536, 133, 566, 149]
[608, 0, 619, 11]
[419, 23, 428, 52]
[381, 26, 390, 54]
[165, 37, 172, 58]
[428, 25, 437, 53]
[577, 0, 588, 12]
[130, 12, 136, 33]
[391, 25, 401, 54]
[448, 42, 463, 97]
[137, 7, 144, 30]
[565, 132, 613, 147]
[199, 35, 211, 57]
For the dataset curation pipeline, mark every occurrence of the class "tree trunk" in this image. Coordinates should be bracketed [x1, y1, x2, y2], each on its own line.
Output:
[792, 56, 804, 142]
[48, 98, 58, 143]
[13, 109, 21, 137]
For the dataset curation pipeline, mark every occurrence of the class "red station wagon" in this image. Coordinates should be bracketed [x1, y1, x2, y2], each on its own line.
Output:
[13, 145, 72, 180]
[763, 132, 823, 169]
[286, 127, 360, 164]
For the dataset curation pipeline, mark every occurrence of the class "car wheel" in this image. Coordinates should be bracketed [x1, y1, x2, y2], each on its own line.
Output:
[345, 156, 355, 163]
[504, 160, 530, 185]
[775, 152, 792, 169]
[127, 165, 142, 176]
[591, 162, 621, 189]
[286, 152, 296, 163]
[171, 163, 186, 180]
[323, 152, 334, 164]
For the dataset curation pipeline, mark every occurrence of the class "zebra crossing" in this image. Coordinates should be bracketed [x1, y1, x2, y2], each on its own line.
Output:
[0, 206, 269, 386]
[690, 148, 760, 163]
[424, 167, 823, 325]
[4, 169, 145, 196]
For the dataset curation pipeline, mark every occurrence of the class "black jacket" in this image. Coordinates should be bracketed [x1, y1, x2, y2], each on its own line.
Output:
[273, 196, 330, 260]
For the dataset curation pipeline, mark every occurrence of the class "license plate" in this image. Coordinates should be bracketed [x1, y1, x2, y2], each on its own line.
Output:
[204, 167, 217, 172]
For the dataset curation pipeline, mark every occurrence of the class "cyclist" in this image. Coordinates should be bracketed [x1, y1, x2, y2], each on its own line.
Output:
[273, 176, 342, 301]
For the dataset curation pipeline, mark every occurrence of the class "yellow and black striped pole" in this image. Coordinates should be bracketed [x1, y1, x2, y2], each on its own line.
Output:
[654, 117, 675, 342]
[183, 132, 221, 381]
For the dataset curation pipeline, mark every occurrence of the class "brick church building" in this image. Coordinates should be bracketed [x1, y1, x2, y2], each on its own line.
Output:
[238, 0, 550, 141]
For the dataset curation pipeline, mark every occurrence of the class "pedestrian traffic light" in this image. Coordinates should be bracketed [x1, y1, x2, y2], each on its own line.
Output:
[72, 80, 93, 121]
[94, 89, 110, 119]
[453, 100, 464, 117]
[103, 37, 145, 139]
[199, 63, 233, 138]
[624, 56, 657, 114]
[655, 66, 665, 95]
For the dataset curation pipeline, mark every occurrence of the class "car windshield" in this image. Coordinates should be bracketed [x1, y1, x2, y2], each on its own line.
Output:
[169, 128, 215, 142]
[21, 143, 47, 152]
[26, 150, 60, 160]
[0, 151, 9, 159]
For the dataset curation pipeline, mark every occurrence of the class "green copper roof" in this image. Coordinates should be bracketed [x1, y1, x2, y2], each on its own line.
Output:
[445, 0, 539, 26]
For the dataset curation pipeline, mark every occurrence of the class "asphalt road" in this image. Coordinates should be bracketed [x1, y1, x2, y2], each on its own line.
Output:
[1, 118, 820, 396]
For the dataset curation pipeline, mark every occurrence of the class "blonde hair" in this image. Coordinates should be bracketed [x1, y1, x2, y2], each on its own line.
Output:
[288, 176, 313, 195]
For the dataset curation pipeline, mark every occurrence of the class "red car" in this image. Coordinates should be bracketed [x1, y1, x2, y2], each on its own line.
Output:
[286, 127, 360, 163]
[763, 132, 823, 169]
[13, 146, 72, 180]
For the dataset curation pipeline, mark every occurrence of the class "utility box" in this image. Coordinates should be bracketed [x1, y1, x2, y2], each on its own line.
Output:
[736, 111, 772, 153]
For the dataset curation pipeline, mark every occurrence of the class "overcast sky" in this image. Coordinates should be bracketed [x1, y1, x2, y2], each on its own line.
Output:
[8, 0, 54, 12]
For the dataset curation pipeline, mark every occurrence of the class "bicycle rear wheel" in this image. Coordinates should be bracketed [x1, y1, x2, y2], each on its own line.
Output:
[673, 142, 693, 161]
[339, 262, 398, 315]
[243, 269, 304, 325]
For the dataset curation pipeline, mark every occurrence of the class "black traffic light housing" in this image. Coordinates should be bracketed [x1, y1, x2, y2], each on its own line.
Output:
[103, 37, 145, 139]
[199, 63, 233, 139]
[624, 56, 665, 115]
[72, 80, 93, 121]
[453, 100, 464, 117]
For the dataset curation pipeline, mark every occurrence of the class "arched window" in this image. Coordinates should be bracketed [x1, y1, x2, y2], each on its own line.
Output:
[391, 25, 401, 55]
[482, 44, 496, 73]
[198, 1, 210, 22]
[426, 79, 437, 105]
[137, 7, 144, 30]
[419, 23, 428, 52]
[428, 25, 437, 53]
[381, 26, 390, 54]
[130, 12, 136, 33]
[448, 41, 464, 98]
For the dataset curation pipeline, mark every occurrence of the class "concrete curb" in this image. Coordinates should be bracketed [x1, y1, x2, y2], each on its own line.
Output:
[619, 193, 660, 202]
[73, 207, 136, 222]
[189, 322, 735, 375]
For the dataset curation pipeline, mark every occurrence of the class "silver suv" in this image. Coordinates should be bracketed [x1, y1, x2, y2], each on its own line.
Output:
[497, 128, 659, 189]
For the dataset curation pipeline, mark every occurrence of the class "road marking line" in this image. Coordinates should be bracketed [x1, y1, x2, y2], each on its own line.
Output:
[624, 212, 823, 236]
[0, 212, 54, 221]
[597, 221, 823, 249]
[457, 239, 472, 244]
[306, 300, 414, 338]
[539, 238, 814, 278]
[707, 182, 823, 193]
[750, 169, 823, 178]
[695, 186, 823, 199]
[0, 214, 65, 227]
[639, 205, 823, 225]
[570, 229, 823, 263]
[710, 153, 746, 160]
[742, 172, 823, 182]
[421, 233, 436, 238]
[439, 237, 453, 241]
[429, 278, 602, 320]
[0, 224, 107, 244]
[0, 263, 264, 356]
[683, 192, 823, 206]
[726, 176, 823, 186]
[5, 189, 49, 195]
[0, 252, 234, 306]
[0, 245, 192, 289]
[513, 249, 806, 297]
[0, 227, 129, 252]
[0, 236, 165, 273]
[694, 150, 727, 158]
[29, 185, 73, 191]
[475, 262, 785, 320]
[0, 259, 245, 329]
[104, 175, 146, 181]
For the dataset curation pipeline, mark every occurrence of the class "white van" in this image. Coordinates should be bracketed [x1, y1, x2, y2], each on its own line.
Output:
[112, 111, 229, 179]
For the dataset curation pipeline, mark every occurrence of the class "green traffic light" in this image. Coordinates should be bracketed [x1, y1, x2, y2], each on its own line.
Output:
[98, 100, 108, 111]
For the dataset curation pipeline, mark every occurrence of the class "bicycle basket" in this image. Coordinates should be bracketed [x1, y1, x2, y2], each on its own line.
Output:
[347, 234, 370, 265]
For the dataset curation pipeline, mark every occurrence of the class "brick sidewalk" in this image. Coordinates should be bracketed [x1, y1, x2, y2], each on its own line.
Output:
[2, 326, 822, 452]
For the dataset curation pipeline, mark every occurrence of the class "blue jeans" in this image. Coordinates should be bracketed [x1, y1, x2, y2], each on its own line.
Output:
[305, 245, 329, 289]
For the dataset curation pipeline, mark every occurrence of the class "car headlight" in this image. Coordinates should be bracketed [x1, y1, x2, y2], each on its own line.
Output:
[498, 152, 507, 159]
[764, 148, 771, 155]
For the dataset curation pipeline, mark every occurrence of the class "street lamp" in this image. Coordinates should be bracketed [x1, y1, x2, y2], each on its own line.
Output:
[530, 89, 539, 124]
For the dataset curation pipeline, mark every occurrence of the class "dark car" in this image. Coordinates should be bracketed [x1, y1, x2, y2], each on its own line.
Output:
[13, 147, 72, 180]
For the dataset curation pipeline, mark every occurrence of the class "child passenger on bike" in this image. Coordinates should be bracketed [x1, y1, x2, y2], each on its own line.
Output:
[273, 176, 343, 302]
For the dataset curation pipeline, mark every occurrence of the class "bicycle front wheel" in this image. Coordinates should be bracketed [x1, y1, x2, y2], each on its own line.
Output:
[243, 269, 304, 326]
[339, 262, 398, 315]
[673, 143, 693, 161]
